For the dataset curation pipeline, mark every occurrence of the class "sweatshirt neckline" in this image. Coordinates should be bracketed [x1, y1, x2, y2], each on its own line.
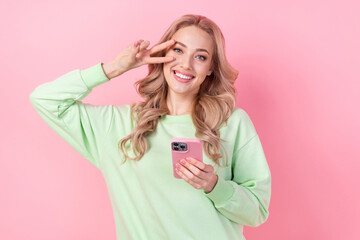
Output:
[161, 114, 192, 123]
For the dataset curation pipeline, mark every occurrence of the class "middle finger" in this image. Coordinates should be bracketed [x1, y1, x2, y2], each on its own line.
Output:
[149, 39, 176, 55]
[179, 159, 207, 180]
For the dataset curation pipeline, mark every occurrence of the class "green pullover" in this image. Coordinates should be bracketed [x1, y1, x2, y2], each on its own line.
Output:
[30, 62, 271, 240]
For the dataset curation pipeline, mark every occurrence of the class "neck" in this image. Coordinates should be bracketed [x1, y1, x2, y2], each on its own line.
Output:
[166, 90, 196, 115]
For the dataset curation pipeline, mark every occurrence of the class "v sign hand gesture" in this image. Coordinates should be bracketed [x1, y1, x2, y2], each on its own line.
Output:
[102, 39, 176, 79]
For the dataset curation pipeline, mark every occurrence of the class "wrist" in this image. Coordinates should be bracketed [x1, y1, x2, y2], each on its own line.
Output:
[204, 174, 218, 194]
[101, 61, 121, 79]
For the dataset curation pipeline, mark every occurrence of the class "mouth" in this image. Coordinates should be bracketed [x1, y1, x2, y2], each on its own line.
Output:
[172, 70, 195, 83]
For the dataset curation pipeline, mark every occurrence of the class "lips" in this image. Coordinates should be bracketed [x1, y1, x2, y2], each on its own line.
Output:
[172, 70, 195, 83]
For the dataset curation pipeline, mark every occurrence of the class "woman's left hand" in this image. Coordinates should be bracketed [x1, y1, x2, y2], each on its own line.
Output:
[175, 157, 218, 193]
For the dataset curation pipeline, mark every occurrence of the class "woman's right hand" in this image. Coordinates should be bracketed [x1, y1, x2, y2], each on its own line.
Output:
[103, 39, 176, 79]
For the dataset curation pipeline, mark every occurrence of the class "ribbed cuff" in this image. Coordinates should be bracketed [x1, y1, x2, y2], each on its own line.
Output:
[202, 175, 235, 206]
[80, 62, 110, 89]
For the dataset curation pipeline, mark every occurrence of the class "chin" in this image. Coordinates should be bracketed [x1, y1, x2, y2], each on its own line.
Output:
[170, 83, 200, 96]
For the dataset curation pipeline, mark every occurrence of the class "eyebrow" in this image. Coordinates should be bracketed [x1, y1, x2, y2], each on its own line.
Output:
[174, 40, 210, 54]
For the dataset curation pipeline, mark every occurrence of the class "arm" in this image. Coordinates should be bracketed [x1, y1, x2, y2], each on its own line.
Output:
[202, 134, 271, 227]
[29, 39, 176, 168]
[29, 63, 112, 169]
[201, 111, 271, 227]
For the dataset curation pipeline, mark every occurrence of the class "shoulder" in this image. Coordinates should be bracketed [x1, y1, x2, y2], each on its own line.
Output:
[86, 103, 131, 117]
[113, 104, 131, 113]
[105, 104, 135, 136]
[228, 107, 254, 126]
[229, 107, 250, 119]
[224, 106, 258, 136]
[110, 104, 133, 119]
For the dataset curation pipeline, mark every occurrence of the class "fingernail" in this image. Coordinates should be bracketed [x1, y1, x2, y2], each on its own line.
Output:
[134, 41, 139, 47]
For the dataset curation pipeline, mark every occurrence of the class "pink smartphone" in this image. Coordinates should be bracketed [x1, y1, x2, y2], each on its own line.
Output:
[171, 138, 203, 179]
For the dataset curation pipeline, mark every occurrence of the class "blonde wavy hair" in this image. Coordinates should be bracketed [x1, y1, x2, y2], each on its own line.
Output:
[119, 14, 238, 167]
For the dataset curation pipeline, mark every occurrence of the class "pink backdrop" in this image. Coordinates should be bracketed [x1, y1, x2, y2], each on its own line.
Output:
[1, 0, 359, 239]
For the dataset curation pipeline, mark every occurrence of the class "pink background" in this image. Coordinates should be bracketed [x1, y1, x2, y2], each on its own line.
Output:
[1, 0, 359, 239]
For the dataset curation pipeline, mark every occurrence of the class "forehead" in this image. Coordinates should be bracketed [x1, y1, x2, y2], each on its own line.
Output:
[172, 26, 214, 54]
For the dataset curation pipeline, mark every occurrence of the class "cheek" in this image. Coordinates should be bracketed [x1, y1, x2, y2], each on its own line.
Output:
[163, 63, 173, 80]
[194, 64, 211, 76]
[163, 61, 172, 71]
[162, 64, 169, 75]
[163, 55, 178, 70]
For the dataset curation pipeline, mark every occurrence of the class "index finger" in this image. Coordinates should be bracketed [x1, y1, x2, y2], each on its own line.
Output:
[149, 39, 176, 55]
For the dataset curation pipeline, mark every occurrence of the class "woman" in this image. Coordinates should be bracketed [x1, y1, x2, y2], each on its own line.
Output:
[30, 14, 271, 240]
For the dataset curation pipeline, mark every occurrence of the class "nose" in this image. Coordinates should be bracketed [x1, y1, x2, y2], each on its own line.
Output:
[179, 54, 192, 70]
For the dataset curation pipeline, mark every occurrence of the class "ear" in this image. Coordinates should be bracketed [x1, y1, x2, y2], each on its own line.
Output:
[207, 69, 212, 76]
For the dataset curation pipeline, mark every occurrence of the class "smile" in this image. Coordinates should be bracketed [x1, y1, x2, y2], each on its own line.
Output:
[172, 70, 195, 83]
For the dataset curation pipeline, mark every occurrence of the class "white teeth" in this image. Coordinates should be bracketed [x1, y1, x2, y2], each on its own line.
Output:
[174, 71, 193, 80]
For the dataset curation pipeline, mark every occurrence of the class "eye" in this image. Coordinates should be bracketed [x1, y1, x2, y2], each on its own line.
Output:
[173, 48, 182, 53]
[197, 55, 207, 61]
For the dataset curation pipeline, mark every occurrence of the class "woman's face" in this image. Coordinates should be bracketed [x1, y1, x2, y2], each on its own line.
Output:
[163, 25, 214, 96]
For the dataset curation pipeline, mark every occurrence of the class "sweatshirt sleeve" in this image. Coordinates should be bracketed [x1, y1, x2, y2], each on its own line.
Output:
[29, 62, 112, 169]
[202, 111, 271, 227]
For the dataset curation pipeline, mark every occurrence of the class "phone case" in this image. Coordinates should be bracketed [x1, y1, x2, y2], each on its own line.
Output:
[171, 138, 203, 179]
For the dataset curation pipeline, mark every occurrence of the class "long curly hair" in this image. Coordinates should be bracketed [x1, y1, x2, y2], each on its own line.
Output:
[119, 14, 238, 167]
